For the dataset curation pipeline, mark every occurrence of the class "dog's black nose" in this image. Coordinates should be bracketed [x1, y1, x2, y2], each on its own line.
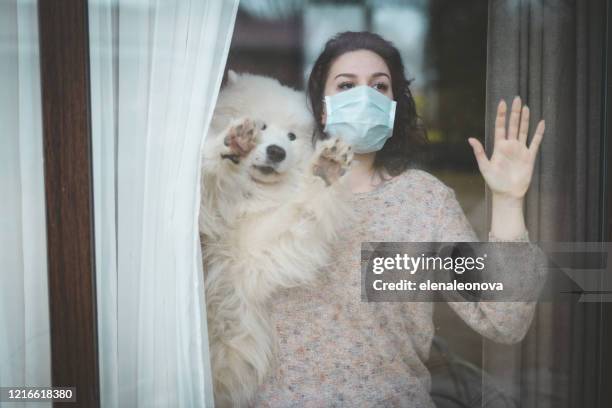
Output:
[266, 145, 286, 163]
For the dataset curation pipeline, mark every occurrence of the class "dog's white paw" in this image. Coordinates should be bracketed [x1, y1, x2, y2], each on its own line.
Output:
[312, 137, 353, 186]
[221, 118, 264, 163]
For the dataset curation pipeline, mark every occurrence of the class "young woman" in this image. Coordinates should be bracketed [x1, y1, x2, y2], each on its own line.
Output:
[251, 31, 547, 407]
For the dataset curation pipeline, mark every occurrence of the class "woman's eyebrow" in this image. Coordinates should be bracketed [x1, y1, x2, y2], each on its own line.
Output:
[334, 73, 357, 79]
[370, 72, 390, 79]
[333, 72, 390, 80]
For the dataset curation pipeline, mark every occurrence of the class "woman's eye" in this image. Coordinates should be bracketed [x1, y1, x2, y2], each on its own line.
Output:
[287, 132, 296, 141]
[373, 82, 389, 91]
[338, 82, 354, 90]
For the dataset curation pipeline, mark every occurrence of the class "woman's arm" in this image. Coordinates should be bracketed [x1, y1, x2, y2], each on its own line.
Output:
[433, 96, 548, 344]
[435, 186, 548, 344]
[490, 195, 526, 240]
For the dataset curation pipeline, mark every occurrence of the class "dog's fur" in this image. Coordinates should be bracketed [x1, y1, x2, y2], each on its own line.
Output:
[199, 71, 353, 407]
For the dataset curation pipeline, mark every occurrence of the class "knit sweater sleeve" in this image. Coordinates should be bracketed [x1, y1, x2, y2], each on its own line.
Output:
[433, 186, 548, 344]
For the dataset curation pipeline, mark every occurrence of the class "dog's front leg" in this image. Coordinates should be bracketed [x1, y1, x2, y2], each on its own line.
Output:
[200, 118, 263, 238]
[294, 137, 355, 241]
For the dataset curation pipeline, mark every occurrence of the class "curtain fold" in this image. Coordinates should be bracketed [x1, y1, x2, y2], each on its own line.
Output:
[90, 0, 239, 406]
[0, 1, 51, 407]
[484, 0, 606, 406]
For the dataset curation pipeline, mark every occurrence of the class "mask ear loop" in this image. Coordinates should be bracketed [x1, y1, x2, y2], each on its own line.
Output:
[312, 97, 327, 147]
[320, 97, 331, 141]
[389, 100, 398, 125]
[322, 96, 333, 134]
[311, 129, 318, 147]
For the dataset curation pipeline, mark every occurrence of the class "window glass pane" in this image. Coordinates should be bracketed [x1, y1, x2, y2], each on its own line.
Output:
[219, 0, 610, 406]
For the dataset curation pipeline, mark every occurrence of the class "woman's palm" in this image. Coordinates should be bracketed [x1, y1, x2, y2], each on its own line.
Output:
[468, 97, 545, 199]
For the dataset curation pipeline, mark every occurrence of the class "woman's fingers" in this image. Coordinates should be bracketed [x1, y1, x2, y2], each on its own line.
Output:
[508, 96, 522, 140]
[518, 105, 530, 144]
[529, 120, 546, 157]
[494, 99, 507, 142]
[468, 137, 489, 171]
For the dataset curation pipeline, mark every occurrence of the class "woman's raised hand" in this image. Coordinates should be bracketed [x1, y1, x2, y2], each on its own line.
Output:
[468, 96, 545, 200]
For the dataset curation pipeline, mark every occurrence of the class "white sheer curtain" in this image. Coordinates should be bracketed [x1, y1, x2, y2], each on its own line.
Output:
[89, 0, 239, 406]
[0, 2, 51, 407]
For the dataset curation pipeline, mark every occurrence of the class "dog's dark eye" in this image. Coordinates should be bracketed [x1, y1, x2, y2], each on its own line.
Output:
[287, 132, 296, 141]
[261, 123, 267, 130]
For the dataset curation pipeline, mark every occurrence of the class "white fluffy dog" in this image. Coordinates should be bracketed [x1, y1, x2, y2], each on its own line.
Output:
[199, 71, 353, 407]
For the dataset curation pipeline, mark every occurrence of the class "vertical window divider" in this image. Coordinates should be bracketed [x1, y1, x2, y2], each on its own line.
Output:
[37, 0, 100, 406]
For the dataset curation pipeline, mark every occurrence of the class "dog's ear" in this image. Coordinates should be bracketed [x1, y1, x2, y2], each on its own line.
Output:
[227, 69, 239, 85]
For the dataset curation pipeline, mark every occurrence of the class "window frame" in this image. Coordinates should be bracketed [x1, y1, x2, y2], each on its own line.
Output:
[38, 0, 100, 406]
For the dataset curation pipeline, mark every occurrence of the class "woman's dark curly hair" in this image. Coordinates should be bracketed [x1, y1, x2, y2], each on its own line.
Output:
[307, 31, 428, 177]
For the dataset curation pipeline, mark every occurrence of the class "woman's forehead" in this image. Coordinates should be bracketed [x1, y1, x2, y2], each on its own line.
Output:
[328, 50, 391, 79]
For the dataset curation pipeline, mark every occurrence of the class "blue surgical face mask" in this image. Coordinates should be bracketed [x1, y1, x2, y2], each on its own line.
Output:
[323, 85, 397, 154]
